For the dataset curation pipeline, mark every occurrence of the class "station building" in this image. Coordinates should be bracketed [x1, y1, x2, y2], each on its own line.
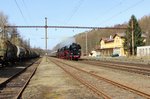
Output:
[96, 32, 146, 57]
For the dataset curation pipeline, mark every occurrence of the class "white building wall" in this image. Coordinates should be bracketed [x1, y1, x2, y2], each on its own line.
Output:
[89, 50, 100, 57]
[137, 46, 150, 57]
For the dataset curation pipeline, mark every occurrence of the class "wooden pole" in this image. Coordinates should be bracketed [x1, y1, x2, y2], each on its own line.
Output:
[131, 19, 134, 55]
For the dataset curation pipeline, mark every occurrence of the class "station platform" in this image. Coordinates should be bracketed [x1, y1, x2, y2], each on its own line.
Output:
[22, 57, 98, 99]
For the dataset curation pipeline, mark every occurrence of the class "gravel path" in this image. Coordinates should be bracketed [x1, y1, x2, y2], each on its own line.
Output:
[22, 57, 100, 99]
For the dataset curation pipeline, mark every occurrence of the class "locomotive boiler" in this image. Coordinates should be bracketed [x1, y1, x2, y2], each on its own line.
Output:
[57, 43, 81, 60]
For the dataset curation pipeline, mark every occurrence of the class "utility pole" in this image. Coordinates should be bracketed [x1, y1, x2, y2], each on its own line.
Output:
[131, 19, 134, 56]
[85, 32, 88, 56]
[45, 17, 48, 61]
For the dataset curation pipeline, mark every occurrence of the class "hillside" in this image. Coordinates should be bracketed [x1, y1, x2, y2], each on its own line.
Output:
[75, 15, 150, 55]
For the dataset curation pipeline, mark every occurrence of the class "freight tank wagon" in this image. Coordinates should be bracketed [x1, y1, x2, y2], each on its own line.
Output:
[0, 39, 17, 66]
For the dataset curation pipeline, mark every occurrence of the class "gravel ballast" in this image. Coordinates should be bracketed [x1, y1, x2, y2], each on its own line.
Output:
[63, 58, 150, 95]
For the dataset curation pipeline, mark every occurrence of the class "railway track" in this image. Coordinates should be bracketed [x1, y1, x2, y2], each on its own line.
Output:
[50, 58, 109, 99]
[50, 58, 150, 99]
[79, 59, 150, 76]
[0, 58, 41, 99]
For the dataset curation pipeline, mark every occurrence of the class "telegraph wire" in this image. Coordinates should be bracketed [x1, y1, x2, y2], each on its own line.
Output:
[94, 0, 124, 24]
[104, 0, 124, 14]
[64, 0, 84, 24]
[21, 0, 27, 9]
[97, 0, 145, 26]
[21, 0, 33, 24]
[21, 0, 31, 18]
[14, 0, 28, 25]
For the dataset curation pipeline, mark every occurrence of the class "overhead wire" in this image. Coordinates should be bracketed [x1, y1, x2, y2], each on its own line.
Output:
[97, 0, 145, 26]
[21, 0, 33, 24]
[64, 0, 84, 24]
[94, 0, 124, 24]
[21, 0, 37, 33]
[104, 0, 124, 14]
[14, 0, 28, 25]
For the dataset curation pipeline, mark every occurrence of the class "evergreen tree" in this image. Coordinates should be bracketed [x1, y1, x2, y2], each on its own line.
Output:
[146, 30, 150, 45]
[124, 15, 145, 55]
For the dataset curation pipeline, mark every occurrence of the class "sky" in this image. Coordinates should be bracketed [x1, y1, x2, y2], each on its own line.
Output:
[0, 0, 150, 50]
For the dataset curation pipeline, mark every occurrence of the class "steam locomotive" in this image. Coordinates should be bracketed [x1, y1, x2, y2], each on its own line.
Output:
[0, 39, 40, 67]
[57, 43, 81, 60]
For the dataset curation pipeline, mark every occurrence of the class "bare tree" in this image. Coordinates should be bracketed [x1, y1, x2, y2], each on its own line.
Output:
[0, 11, 9, 38]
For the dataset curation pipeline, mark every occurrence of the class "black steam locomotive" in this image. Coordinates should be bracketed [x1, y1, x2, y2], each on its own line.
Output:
[57, 43, 81, 60]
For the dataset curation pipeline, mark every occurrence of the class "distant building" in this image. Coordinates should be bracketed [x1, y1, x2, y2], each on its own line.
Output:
[97, 32, 146, 57]
[137, 46, 150, 57]
[99, 36, 114, 56]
